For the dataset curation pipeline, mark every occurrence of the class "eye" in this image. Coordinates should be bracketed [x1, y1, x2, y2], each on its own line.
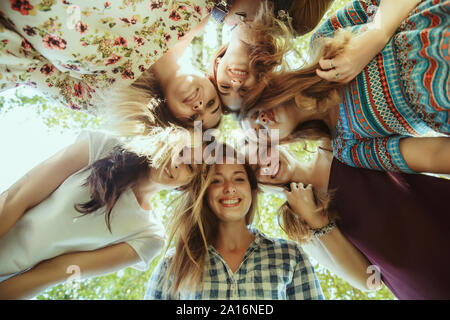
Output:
[239, 87, 248, 95]
[207, 99, 215, 108]
[220, 84, 230, 90]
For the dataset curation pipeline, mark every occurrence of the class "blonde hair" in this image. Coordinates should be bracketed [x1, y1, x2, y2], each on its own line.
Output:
[105, 69, 188, 138]
[163, 144, 260, 295]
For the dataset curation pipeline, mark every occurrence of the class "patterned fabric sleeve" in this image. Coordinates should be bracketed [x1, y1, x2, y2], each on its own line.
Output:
[144, 253, 176, 300]
[0, 22, 101, 111]
[311, 0, 380, 43]
[286, 245, 324, 300]
[333, 134, 415, 173]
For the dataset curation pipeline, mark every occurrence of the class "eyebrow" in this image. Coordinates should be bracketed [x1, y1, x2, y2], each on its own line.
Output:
[215, 170, 246, 176]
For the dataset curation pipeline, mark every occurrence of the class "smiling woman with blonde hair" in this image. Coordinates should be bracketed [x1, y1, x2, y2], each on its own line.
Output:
[145, 144, 323, 300]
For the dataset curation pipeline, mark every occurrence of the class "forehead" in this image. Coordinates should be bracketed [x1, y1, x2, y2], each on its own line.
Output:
[214, 163, 246, 175]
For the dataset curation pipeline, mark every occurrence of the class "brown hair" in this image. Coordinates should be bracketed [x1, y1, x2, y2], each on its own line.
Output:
[75, 127, 194, 232]
[240, 29, 353, 144]
[74, 146, 150, 233]
[243, 29, 352, 114]
[164, 144, 260, 295]
[288, 0, 335, 36]
[210, 1, 294, 113]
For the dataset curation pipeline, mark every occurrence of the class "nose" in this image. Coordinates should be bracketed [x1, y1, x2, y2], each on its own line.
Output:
[223, 180, 236, 194]
[230, 79, 242, 89]
[258, 111, 268, 124]
[192, 99, 203, 111]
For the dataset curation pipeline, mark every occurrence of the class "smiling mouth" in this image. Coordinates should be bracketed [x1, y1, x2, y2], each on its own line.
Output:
[219, 198, 241, 207]
[229, 68, 248, 79]
[265, 110, 276, 123]
[183, 88, 199, 103]
[164, 167, 173, 179]
[271, 161, 281, 179]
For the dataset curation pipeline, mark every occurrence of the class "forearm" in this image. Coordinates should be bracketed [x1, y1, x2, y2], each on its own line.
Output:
[0, 182, 29, 238]
[305, 227, 378, 292]
[0, 243, 140, 299]
[349, 0, 422, 66]
[400, 137, 450, 174]
[369, 0, 422, 42]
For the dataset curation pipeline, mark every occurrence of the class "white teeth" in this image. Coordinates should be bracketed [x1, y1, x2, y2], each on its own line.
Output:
[186, 88, 198, 102]
[221, 199, 240, 205]
[231, 70, 247, 76]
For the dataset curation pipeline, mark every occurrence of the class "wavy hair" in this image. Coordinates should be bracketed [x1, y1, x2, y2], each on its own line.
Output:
[210, 1, 294, 113]
[163, 144, 260, 295]
[105, 69, 189, 137]
[242, 29, 353, 117]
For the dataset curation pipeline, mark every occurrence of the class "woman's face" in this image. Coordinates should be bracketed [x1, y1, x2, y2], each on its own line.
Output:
[165, 73, 222, 129]
[207, 163, 253, 223]
[256, 147, 294, 186]
[215, 27, 256, 111]
[150, 155, 195, 189]
[241, 102, 299, 141]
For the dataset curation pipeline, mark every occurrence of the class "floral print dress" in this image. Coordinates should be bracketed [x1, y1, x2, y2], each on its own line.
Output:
[0, 0, 213, 111]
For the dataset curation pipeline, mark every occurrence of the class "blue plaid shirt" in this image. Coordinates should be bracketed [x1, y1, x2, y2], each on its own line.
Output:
[145, 228, 324, 300]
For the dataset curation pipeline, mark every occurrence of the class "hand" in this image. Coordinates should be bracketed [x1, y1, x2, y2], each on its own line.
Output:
[316, 26, 388, 84]
[284, 182, 329, 229]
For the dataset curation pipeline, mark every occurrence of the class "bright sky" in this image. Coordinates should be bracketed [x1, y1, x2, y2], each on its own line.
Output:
[0, 87, 80, 192]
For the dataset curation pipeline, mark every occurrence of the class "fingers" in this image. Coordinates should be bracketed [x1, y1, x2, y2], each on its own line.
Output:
[315, 68, 351, 83]
[318, 58, 334, 71]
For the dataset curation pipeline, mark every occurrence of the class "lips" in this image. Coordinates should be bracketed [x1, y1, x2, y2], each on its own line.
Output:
[228, 67, 248, 80]
[265, 109, 276, 123]
[164, 167, 173, 179]
[219, 197, 241, 207]
[271, 161, 281, 179]
[183, 88, 199, 103]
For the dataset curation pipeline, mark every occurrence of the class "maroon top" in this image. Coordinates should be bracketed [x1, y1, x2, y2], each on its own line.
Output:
[328, 158, 450, 300]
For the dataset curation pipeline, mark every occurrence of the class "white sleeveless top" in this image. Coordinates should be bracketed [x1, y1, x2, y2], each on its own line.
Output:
[0, 131, 166, 282]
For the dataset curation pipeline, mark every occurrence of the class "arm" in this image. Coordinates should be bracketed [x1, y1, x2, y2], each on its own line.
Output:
[317, 0, 422, 83]
[335, 135, 450, 174]
[0, 242, 140, 299]
[284, 183, 380, 292]
[0, 138, 89, 238]
[399, 136, 450, 174]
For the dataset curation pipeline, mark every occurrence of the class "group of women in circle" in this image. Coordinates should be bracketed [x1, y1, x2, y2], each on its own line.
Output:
[0, 0, 449, 300]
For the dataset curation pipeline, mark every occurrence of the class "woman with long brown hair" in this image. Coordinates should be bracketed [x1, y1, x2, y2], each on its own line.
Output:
[241, 0, 450, 175]
[0, 127, 197, 299]
[145, 144, 323, 299]
[256, 141, 450, 299]
[210, 0, 334, 111]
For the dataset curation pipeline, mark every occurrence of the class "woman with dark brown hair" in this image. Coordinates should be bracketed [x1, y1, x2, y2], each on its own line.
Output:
[0, 128, 197, 299]
[241, 0, 450, 175]
[256, 142, 450, 299]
